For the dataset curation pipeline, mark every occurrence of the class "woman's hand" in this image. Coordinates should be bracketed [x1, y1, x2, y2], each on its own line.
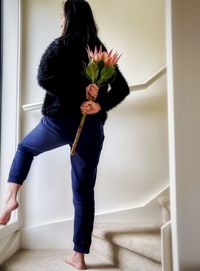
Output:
[86, 84, 99, 100]
[80, 101, 101, 115]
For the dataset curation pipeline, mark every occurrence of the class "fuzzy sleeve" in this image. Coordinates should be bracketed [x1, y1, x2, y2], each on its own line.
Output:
[37, 40, 64, 96]
[97, 66, 130, 111]
[37, 38, 79, 98]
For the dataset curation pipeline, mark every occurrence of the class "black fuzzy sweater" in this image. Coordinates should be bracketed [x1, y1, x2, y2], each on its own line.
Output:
[37, 35, 130, 124]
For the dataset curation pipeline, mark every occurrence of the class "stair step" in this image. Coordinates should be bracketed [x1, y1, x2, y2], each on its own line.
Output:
[92, 223, 161, 271]
[0, 249, 121, 271]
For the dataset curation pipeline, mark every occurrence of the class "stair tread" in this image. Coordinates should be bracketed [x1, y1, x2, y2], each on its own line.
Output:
[0, 249, 121, 271]
[93, 223, 161, 262]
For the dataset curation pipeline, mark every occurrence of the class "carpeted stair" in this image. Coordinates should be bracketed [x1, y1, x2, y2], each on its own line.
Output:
[0, 224, 162, 271]
[0, 249, 121, 271]
[91, 223, 162, 271]
[0, 190, 169, 271]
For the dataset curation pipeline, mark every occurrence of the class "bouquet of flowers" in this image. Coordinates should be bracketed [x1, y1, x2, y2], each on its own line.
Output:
[70, 46, 121, 155]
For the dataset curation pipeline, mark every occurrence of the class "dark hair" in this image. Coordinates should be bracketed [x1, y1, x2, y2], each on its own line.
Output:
[61, 0, 99, 46]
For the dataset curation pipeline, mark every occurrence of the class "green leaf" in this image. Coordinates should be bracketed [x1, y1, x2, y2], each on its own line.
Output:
[82, 62, 92, 82]
[98, 71, 116, 87]
[86, 62, 99, 83]
[97, 66, 115, 86]
[97, 60, 105, 71]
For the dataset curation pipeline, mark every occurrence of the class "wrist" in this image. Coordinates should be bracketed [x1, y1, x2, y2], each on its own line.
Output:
[96, 103, 101, 112]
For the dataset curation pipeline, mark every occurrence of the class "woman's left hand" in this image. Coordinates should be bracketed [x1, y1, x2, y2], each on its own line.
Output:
[80, 101, 101, 115]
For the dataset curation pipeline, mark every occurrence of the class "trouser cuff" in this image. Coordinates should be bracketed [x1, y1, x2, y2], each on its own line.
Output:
[73, 243, 90, 254]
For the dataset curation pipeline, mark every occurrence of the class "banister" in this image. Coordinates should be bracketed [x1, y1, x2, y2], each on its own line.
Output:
[130, 65, 166, 91]
[22, 65, 166, 112]
[22, 101, 43, 112]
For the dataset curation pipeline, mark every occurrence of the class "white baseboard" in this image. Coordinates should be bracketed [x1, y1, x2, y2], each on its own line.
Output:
[0, 231, 20, 265]
[20, 220, 74, 250]
[20, 187, 168, 249]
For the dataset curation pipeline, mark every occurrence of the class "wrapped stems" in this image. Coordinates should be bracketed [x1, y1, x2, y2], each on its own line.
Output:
[70, 95, 93, 156]
[70, 114, 87, 156]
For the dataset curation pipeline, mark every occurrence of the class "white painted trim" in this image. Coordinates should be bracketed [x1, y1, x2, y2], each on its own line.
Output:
[0, 221, 20, 240]
[0, 230, 21, 265]
[161, 220, 172, 271]
[130, 65, 166, 90]
[0, 0, 22, 234]
[22, 184, 169, 231]
[22, 65, 167, 112]
[165, 0, 179, 270]
[95, 183, 169, 216]
[14, 0, 23, 228]
[20, 186, 167, 249]
[22, 101, 43, 112]
[15, 0, 22, 146]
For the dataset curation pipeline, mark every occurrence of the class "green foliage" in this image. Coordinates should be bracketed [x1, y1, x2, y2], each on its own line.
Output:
[82, 62, 92, 82]
[97, 66, 115, 86]
[82, 59, 117, 87]
[97, 60, 105, 71]
[98, 71, 116, 87]
[86, 62, 99, 83]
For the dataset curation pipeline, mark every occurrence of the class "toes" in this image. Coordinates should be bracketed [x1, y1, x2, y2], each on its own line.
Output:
[0, 214, 10, 225]
[0, 201, 19, 225]
[0, 211, 12, 225]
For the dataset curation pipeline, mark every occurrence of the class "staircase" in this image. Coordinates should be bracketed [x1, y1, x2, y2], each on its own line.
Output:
[0, 189, 170, 271]
[91, 223, 161, 271]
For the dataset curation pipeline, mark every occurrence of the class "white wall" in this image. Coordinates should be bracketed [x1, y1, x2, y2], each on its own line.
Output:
[166, 0, 200, 270]
[88, 0, 166, 86]
[19, 0, 168, 246]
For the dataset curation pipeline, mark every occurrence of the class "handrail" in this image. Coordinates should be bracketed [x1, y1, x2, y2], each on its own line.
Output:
[22, 65, 166, 112]
[22, 101, 43, 112]
[130, 65, 166, 91]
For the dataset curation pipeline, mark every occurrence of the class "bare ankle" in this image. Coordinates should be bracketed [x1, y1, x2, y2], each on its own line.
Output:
[73, 251, 85, 263]
[6, 183, 21, 202]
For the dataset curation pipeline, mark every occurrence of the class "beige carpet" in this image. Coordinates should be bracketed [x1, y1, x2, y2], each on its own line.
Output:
[92, 223, 162, 271]
[93, 223, 161, 263]
[0, 249, 121, 271]
[0, 223, 162, 271]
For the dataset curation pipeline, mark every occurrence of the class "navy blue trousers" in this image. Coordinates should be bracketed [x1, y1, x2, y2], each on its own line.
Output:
[8, 115, 104, 254]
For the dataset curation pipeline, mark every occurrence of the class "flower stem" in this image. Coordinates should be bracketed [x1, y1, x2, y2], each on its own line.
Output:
[70, 114, 87, 156]
[70, 93, 94, 156]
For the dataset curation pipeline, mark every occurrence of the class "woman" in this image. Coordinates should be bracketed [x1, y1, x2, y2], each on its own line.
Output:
[0, 0, 129, 269]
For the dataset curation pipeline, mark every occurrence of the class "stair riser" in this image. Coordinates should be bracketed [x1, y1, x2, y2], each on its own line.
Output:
[92, 236, 161, 271]
[92, 236, 114, 263]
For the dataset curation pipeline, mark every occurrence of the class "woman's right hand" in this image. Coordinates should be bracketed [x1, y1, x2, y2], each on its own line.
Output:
[81, 101, 101, 115]
[86, 84, 99, 101]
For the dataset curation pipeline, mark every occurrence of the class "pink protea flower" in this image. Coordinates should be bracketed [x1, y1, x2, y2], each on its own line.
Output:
[86, 45, 121, 67]
[84, 45, 122, 86]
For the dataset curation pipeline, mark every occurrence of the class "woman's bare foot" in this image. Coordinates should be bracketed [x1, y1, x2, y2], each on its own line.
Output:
[0, 196, 19, 225]
[65, 251, 87, 270]
[0, 183, 21, 225]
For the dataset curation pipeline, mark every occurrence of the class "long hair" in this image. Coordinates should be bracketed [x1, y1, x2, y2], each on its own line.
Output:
[61, 0, 99, 47]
